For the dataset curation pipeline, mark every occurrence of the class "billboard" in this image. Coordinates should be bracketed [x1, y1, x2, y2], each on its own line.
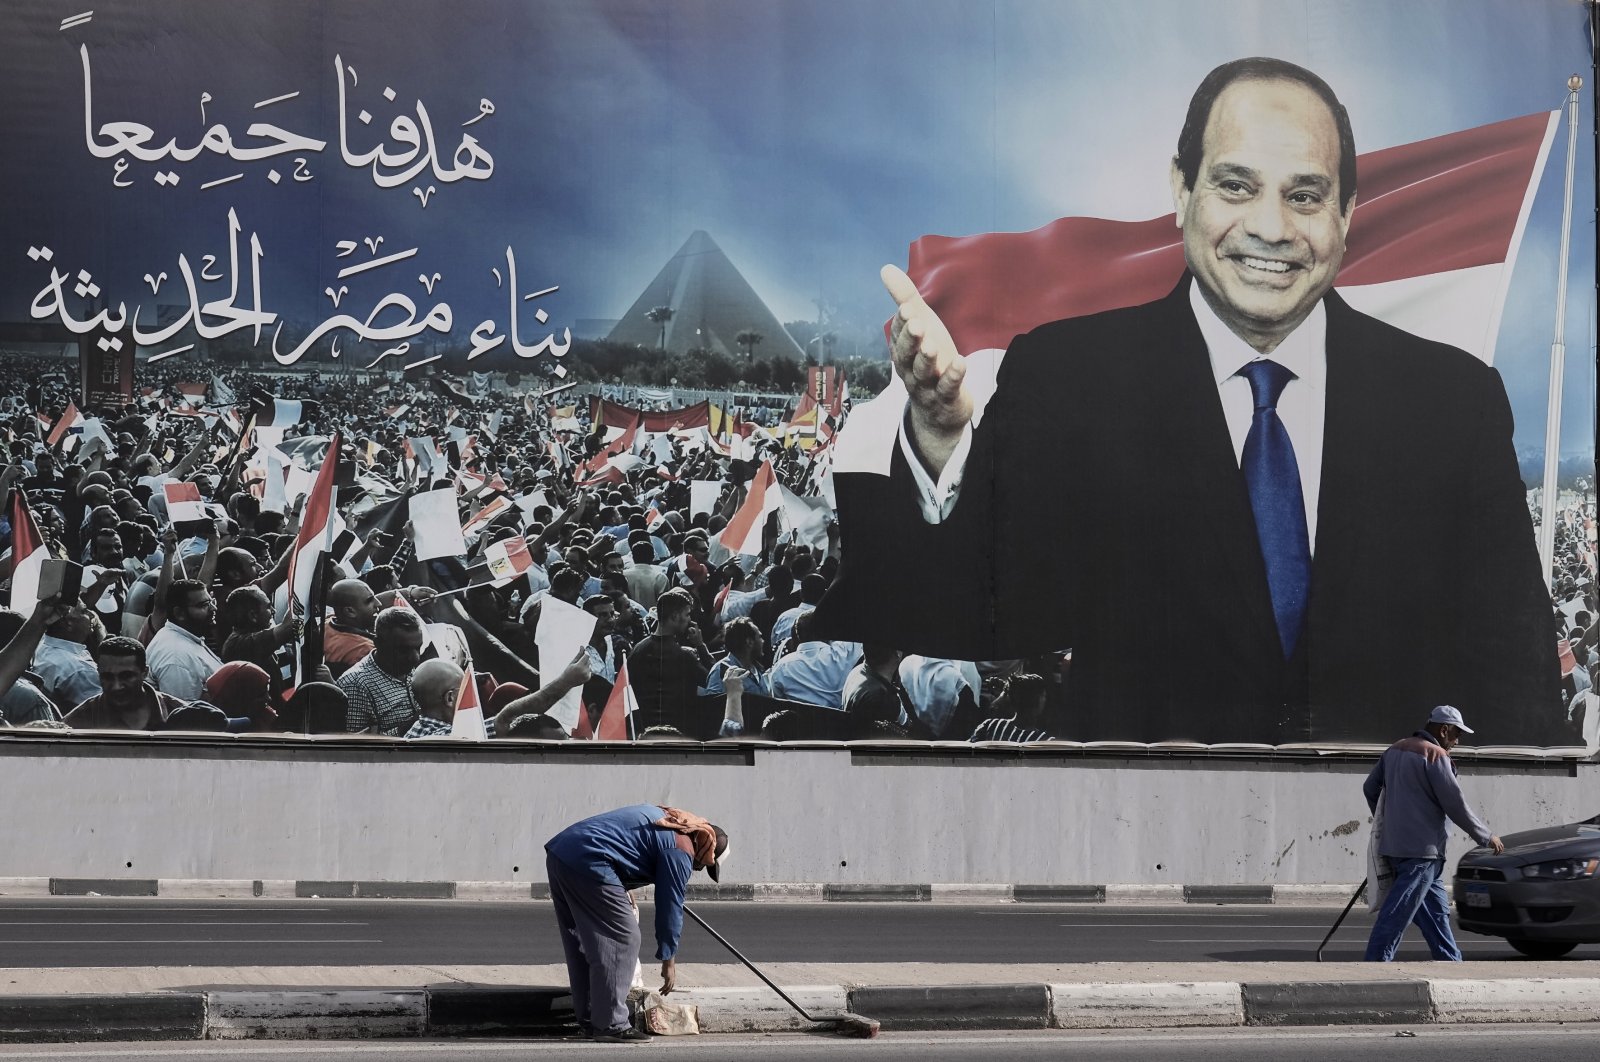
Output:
[1, 1, 1593, 746]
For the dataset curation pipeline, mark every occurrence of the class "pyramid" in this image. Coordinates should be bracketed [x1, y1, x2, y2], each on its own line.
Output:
[606, 231, 805, 360]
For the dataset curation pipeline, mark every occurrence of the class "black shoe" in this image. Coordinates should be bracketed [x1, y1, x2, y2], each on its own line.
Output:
[594, 1027, 651, 1043]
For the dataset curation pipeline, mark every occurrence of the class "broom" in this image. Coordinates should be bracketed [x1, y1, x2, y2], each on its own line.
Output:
[683, 904, 879, 1038]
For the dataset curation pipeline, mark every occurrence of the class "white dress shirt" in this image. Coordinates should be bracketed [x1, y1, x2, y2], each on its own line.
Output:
[146, 622, 223, 701]
[898, 284, 1327, 551]
[32, 635, 102, 710]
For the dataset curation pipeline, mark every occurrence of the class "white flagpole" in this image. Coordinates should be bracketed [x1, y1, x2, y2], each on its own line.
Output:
[1538, 75, 1584, 587]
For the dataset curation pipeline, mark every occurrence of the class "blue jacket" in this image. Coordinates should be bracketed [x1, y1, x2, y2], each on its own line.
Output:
[1363, 732, 1493, 859]
[545, 804, 693, 959]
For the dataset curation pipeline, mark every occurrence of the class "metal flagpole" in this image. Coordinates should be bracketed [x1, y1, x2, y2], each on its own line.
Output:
[1537, 75, 1584, 585]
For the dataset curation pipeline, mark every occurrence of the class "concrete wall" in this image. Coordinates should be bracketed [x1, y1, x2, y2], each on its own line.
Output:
[3, 737, 1595, 884]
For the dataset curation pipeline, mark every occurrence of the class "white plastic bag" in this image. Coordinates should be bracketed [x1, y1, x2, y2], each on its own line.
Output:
[640, 991, 700, 1036]
[630, 897, 645, 989]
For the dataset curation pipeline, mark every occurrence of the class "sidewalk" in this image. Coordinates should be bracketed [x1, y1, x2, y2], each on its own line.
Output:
[3, 961, 1598, 1040]
[1, 877, 1363, 903]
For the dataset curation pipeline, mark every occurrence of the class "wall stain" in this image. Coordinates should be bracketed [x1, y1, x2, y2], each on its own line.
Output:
[1329, 820, 1361, 837]
[1273, 838, 1296, 867]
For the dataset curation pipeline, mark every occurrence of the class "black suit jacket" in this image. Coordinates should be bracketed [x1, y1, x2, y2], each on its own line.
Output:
[817, 277, 1563, 744]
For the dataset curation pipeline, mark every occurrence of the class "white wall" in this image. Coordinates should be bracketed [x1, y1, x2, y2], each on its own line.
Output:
[3, 741, 1595, 884]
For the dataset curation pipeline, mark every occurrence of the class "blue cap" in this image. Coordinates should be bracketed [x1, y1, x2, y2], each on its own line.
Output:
[1428, 704, 1473, 734]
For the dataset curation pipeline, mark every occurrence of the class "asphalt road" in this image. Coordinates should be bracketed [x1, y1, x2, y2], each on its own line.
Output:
[1, 898, 1594, 967]
[0, 1026, 1594, 1061]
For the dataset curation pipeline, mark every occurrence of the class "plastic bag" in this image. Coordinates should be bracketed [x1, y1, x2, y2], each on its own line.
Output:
[629, 897, 644, 989]
[640, 991, 700, 1036]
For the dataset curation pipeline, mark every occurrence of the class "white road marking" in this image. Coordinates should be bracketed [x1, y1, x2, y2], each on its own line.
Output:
[0, 907, 332, 913]
[0, 939, 382, 944]
[1058, 923, 1349, 928]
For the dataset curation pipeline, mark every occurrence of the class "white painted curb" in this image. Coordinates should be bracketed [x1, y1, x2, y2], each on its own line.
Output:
[931, 884, 1013, 903]
[1050, 981, 1244, 1028]
[256, 879, 297, 898]
[455, 881, 531, 901]
[1429, 977, 1600, 1024]
[751, 883, 826, 901]
[0, 878, 51, 897]
[205, 990, 426, 1039]
[658, 986, 850, 1033]
[157, 879, 257, 899]
[1271, 884, 1361, 905]
[1104, 884, 1185, 904]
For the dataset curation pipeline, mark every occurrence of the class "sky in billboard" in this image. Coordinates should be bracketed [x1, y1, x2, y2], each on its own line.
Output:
[0, 0, 1591, 455]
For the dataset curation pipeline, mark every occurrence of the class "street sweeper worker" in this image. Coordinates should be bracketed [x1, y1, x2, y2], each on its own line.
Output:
[1361, 705, 1504, 962]
[545, 805, 729, 1042]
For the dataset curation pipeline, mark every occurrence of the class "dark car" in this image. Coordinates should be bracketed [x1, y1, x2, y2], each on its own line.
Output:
[1453, 812, 1600, 958]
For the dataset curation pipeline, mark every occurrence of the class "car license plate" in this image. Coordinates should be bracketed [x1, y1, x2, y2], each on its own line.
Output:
[1463, 884, 1491, 908]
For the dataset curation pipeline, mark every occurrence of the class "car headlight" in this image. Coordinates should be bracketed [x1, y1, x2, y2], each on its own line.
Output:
[1520, 858, 1600, 881]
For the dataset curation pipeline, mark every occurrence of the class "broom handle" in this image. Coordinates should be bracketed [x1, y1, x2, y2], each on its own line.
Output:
[683, 903, 816, 1021]
[1315, 879, 1367, 962]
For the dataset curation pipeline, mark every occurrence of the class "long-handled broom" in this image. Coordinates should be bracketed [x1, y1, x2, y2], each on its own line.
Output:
[683, 904, 880, 1038]
[1315, 879, 1368, 961]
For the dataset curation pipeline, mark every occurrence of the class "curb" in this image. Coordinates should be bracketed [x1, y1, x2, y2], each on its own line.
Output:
[0, 878, 1364, 905]
[1, 979, 1596, 1041]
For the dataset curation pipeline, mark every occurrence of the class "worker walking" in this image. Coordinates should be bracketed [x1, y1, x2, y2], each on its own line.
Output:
[545, 805, 729, 1041]
[1363, 706, 1504, 961]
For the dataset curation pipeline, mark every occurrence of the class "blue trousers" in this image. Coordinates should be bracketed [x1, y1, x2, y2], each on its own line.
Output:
[546, 853, 640, 1033]
[1364, 857, 1462, 961]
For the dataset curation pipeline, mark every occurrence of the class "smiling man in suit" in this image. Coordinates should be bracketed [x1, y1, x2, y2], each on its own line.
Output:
[817, 57, 1562, 744]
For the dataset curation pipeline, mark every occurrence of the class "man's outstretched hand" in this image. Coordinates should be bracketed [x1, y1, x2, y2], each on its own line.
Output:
[659, 958, 677, 994]
[883, 264, 972, 476]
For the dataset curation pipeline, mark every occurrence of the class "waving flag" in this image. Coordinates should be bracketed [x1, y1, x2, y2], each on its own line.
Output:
[450, 665, 489, 741]
[483, 534, 534, 586]
[162, 481, 207, 523]
[717, 460, 779, 557]
[283, 432, 342, 681]
[46, 402, 83, 447]
[841, 111, 1559, 477]
[6, 487, 48, 619]
[900, 111, 1556, 367]
[574, 658, 635, 740]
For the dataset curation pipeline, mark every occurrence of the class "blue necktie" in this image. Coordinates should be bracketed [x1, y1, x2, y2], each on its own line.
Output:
[1238, 359, 1310, 658]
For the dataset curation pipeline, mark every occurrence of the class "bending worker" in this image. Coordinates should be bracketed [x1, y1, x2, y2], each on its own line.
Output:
[545, 805, 729, 1042]
[1362, 705, 1503, 961]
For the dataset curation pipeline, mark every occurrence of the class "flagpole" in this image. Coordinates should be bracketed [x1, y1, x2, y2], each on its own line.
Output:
[1537, 74, 1584, 586]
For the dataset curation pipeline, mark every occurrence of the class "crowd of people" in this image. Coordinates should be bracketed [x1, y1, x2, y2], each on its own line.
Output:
[0, 353, 1070, 744]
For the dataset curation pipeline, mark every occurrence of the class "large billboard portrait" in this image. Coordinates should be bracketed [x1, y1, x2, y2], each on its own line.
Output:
[1, 1, 1593, 749]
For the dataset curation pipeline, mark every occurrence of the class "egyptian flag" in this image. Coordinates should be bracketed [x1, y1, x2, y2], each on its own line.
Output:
[46, 402, 83, 447]
[573, 658, 635, 740]
[284, 431, 342, 682]
[462, 494, 514, 537]
[473, 534, 533, 587]
[576, 416, 641, 486]
[450, 664, 489, 740]
[250, 388, 317, 427]
[716, 459, 780, 557]
[897, 111, 1555, 366]
[838, 110, 1560, 475]
[6, 487, 48, 618]
[431, 376, 474, 405]
[162, 481, 207, 523]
